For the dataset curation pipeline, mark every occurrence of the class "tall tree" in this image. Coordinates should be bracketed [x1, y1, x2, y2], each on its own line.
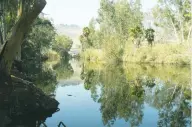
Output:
[98, 0, 143, 40]
[145, 28, 155, 47]
[152, 0, 192, 43]
[0, 0, 46, 76]
[94, 0, 143, 61]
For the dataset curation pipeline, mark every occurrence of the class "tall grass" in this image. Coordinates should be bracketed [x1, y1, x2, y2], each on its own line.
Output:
[82, 41, 191, 65]
[81, 48, 105, 64]
[123, 43, 190, 65]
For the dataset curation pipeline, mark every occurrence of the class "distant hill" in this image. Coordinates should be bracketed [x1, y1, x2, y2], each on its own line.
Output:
[55, 24, 82, 49]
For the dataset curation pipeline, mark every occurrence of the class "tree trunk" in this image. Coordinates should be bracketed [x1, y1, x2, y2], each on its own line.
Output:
[0, 0, 46, 75]
[187, 25, 192, 43]
[170, 17, 179, 42]
[15, 45, 21, 61]
[190, 33, 192, 88]
[0, 29, 3, 45]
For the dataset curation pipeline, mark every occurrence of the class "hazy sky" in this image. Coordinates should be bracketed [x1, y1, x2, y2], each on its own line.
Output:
[43, 0, 157, 27]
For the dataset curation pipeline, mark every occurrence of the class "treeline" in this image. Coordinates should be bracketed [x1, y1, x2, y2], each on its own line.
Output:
[0, 0, 73, 77]
[19, 17, 73, 83]
[0, 0, 73, 91]
[22, 17, 73, 62]
[16, 16, 74, 94]
[80, 0, 191, 65]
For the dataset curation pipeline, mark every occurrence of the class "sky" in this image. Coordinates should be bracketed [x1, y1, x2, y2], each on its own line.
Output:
[43, 0, 157, 27]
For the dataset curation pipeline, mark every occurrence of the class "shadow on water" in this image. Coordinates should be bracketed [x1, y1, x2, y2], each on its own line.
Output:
[0, 83, 59, 127]
[1, 56, 74, 127]
[80, 62, 191, 127]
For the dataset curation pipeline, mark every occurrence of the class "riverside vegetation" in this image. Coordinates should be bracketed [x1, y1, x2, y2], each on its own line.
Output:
[80, 0, 192, 66]
[0, 0, 73, 126]
[0, 0, 191, 126]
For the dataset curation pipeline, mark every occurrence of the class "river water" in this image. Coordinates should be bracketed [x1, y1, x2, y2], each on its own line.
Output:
[41, 59, 191, 127]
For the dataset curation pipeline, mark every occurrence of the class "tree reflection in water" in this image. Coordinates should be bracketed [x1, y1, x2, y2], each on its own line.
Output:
[22, 56, 74, 95]
[81, 63, 191, 127]
[53, 57, 74, 81]
[1, 57, 74, 127]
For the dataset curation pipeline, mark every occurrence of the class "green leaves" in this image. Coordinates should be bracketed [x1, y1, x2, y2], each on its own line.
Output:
[80, 27, 93, 50]
[152, 0, 192, 42]
[81, 0, 144, 61]
[53, 35, 73, 54]
[21, 17, 56, 72]
[129, 26, 143, 39]
[145, 28, 155, 45]
[83, 27, 90, 37]
[98, 0, 142, 37]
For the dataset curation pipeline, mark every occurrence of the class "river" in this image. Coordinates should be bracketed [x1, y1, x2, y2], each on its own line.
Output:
[40, 59, 191, 127]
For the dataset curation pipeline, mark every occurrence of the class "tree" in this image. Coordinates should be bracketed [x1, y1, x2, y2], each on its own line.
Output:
[79, 27, 92, 51]
[92, 0, 143, 61]
[53, 35, 73, 56]
[152, 0, 192, 43]
[21, 17, 56, 81]
[87, 18, 102, 49]
[0, 0, 46, 77]
[145, 28, 155, 47]
[129, 26, 144, 48]
[98, 0, 143, 40]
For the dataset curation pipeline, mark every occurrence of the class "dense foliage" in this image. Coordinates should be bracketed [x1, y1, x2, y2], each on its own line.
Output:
[152, 0, 192, 43]
[80, 0, 144, 62]
[79, 0, 191, 65]
[19, 17, 73, 93]
[17, 17, 56, 92]
[0, 0, 39, 45]
[129, 26, 144, 47]
[145, 28, 155, 46]
[22, 17, 56, 62]
[53, 35, 73, 56]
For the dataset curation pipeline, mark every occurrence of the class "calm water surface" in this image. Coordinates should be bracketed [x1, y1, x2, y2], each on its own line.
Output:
[44, 60, 191, 127]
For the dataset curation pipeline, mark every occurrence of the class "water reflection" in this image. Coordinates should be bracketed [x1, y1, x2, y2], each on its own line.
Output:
[81, 63, 191, 127]
[0, 83, 59, 127]
[1, 57, 74, 127]
[34, 57, 74, 95]
[53, 57, 74, 80]
[10, 58, 191, 127]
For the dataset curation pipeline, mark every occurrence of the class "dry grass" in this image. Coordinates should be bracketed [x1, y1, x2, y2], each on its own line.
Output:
[82, 48, 105, 63]
[123, 43, 190, 65]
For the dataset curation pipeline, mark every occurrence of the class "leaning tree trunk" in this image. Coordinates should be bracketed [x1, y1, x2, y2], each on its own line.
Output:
[0, 0, 46, 76]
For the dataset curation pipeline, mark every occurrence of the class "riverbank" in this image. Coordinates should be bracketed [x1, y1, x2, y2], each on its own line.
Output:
[82, 43, 191, 65]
